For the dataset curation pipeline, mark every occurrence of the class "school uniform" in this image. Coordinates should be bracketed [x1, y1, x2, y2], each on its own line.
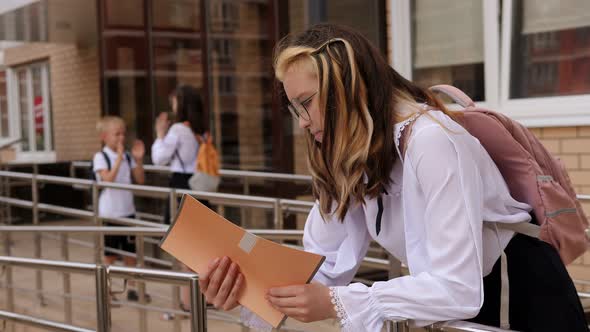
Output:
[241, 109, 587, 332]
[93, 146, 138, 255]
[151, 123, 209, 221]
[152, 123, 199, 176]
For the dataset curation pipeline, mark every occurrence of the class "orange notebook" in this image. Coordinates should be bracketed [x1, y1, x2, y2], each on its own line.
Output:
[160, 194, 325, 327]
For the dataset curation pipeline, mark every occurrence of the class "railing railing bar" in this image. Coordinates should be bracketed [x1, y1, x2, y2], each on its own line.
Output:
[0, 256, 96, 274]
[70, 161, 313, 182]
[40, 234, 173, 268]
[0, 310, 94, 332]
[37, 203, 95, 219]
[0, 196, 33, 209]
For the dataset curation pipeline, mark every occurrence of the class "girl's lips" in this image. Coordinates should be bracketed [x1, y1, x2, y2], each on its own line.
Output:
[314, 131, 323, 141]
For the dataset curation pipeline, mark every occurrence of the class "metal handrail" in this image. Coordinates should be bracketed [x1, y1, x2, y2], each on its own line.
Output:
[0, 256, 205, 332]
[0, 310, 94, 332]
[0, 255, 513, 332]
[70, 161, 313, 183]
[0, 225, 383, 269]
[0, 170, 307, 216]
[1, 170, 588, 332]
[0, 169, 314, 332]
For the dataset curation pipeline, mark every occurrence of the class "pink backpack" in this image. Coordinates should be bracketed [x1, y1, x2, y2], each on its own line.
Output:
[430, 85, 589, 265]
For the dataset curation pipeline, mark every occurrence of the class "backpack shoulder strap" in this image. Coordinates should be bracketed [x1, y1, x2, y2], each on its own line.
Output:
[124, 152, 132, 167]
[101, 151, 111, 171]
[430, 84, 475, 108]
[174, 148, 186, 173]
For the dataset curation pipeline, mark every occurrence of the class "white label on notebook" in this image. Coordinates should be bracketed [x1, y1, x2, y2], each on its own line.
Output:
[239, 232, 257, 254]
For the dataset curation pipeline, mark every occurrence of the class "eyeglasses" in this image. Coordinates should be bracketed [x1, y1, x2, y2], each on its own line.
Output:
[287, 92, 317, 121]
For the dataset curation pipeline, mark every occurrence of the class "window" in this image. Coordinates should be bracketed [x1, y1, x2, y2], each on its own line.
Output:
[0, 1, 47, 42]
[499, 0, 590, 125]
[7, 62, 53, 157]
[0, 71, 9, 139]
[217, 75, 235, 96]
[100, 0, 204, 149]
[211, 38, 234, 66]
[508, 0, 590, 98]
[393, 0, 493, 103]
[411, 1, 485, 101]
[392, 0, 590, 126]
[210, 1, 239, 31]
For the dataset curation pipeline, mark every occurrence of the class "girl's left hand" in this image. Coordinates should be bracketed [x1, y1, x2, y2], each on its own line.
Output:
[266, 282, 337, 323]
[155, 112, 170, 138]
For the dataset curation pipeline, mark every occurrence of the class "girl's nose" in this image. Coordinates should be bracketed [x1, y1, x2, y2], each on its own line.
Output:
[298, 116, 310, 129]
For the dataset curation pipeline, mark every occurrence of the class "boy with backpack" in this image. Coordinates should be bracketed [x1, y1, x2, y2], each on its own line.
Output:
[93, 115, 148, 303]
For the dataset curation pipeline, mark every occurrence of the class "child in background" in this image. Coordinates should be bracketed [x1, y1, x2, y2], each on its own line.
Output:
[93, 116, 148, 303]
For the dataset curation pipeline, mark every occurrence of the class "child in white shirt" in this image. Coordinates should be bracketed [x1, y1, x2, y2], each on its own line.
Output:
[93, 116, 147, 303]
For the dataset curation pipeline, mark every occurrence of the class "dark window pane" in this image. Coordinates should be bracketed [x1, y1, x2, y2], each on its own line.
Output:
[105, 77, 149, 145]
[208, 0, 274, 171]
[510, 1, 590, 98]
[152, 0, 200, 31]
[287, 0, 386, 54]
[105, 0, 144, 28]
[152, 35, 203, 124]
[103, 35, 148, 72]
[411, 0, 485, 102]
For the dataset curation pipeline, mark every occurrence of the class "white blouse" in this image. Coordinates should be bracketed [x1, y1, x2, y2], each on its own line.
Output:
[242, 110, 532, 331]
[151, 123, 199, 173]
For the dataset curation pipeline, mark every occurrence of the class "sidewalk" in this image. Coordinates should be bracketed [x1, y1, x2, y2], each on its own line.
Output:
[0, 219, 340, 332]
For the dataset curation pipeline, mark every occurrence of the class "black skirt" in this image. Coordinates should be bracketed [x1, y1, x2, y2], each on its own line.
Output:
[468, 232, 588, 331]
[164, 172, 211, 224]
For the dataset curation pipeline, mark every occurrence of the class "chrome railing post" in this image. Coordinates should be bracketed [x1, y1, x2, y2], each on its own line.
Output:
[69, 162, 75, 179]
[382, 320, 410, 332]
[273, 199, 283, 230]
[388, 253, 402, 279]
[171, 259, 182, 332]
[189, 276, 206, 332]
[95, 264, 110, 332]
[3, 229, 15, 332]
[169, 189, 178, 221]
[242, 177, 250, 227]
[31, 165, 45, 306]
[92, 183, 102, 264]
[169, 189, 182, 332]
[61, 233, 73, 323]
[137, 235, 147, 332]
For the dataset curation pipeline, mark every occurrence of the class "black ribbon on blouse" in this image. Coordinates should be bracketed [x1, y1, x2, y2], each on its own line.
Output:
[375, 188, 388, 236]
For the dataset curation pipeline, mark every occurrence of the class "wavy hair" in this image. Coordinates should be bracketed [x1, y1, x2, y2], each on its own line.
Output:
[274, 24, 453, 221]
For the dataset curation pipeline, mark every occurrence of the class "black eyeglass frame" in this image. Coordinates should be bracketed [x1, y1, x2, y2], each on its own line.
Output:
[287, 91, 317, 121]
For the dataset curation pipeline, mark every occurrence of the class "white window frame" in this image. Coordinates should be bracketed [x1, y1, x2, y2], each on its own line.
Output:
[390, 0, 500, 111]
[6, 61, 55, 162]
[390, 0, 590, 127]
[499, 0, 590, 127]
[0, 67, 11, 140]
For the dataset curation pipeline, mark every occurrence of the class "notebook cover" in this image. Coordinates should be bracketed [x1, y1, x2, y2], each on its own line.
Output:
[160, 194, 325, 327]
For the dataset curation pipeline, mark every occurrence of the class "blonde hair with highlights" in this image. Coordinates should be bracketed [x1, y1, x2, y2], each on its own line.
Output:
[96, 116, 125, 134]
[276, 39, 377, 221]
[275, 25, 457, 222]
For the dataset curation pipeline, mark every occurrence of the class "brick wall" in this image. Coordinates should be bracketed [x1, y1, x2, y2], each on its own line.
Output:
[4, 43, 102, 162]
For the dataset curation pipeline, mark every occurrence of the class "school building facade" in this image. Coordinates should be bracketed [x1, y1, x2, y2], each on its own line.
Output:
[1, 0, 590, 283]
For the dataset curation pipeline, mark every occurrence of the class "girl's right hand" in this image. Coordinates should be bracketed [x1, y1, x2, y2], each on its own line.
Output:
[199, 256, 244, 311]
[155, 112, 170, 139]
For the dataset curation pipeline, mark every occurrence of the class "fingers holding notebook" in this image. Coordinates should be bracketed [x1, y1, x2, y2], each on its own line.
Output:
[199, 256, 244, 311]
